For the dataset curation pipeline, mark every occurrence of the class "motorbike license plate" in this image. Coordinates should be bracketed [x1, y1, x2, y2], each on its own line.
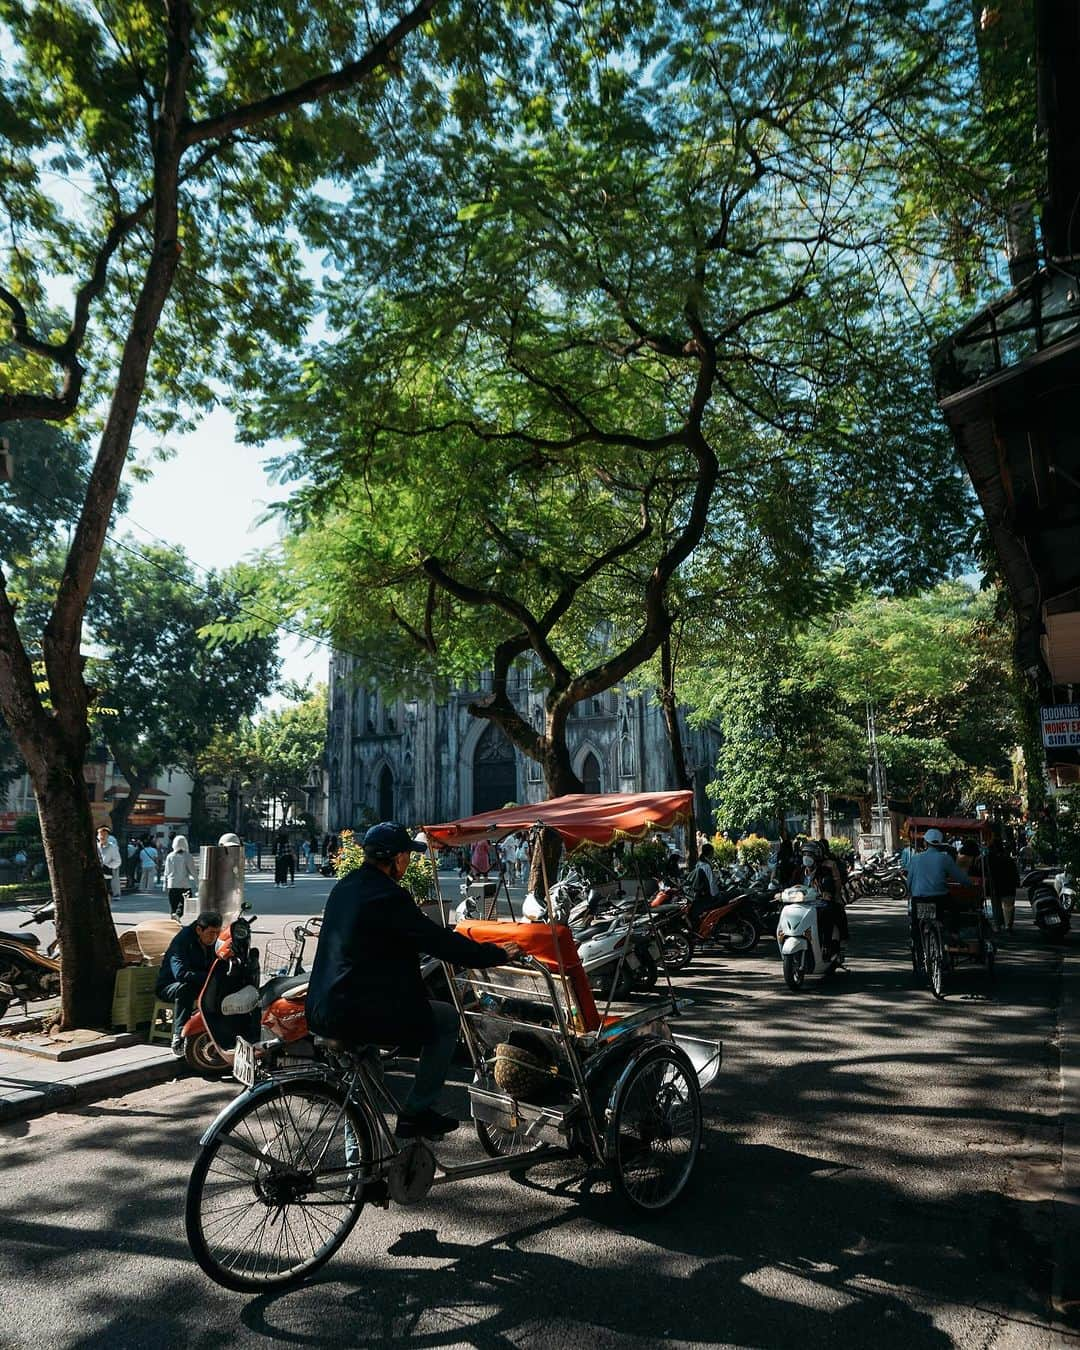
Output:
[647, 941, 662, 960]
[233, 1035, 257, 1088]
[624, 949, 641, 971]
[1046, 914, 1061, 925]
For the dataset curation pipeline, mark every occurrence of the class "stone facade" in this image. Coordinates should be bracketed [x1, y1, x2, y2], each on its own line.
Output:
[325, 653, 721, 833]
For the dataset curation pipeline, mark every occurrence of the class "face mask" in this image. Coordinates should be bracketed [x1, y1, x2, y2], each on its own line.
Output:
[801, 856, 815, 869]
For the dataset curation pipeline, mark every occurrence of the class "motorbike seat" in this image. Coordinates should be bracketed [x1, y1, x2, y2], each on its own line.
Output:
[0, 930, 38, 947]
[260, 973, 309, 1007]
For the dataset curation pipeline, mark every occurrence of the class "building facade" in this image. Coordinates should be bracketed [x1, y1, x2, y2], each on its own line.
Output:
[325, 653, 721, 834]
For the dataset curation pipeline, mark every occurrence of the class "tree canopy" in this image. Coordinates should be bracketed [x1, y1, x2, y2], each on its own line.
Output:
[84, 543, 280, 835]
[695, 582, 1021, 830]
[232, 0, 998, 793]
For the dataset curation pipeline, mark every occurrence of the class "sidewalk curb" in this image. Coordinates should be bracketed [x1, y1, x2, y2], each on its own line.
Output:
[1052, 953, 1079, 1328]
[0, 1055, 181, 1124]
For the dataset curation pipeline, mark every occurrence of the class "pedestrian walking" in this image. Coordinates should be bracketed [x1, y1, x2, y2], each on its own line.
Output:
[126, 837, 140, 890]
[138, 838, 158, 893]
[163, 834, 199, 921]
[470, 838, 492, 880]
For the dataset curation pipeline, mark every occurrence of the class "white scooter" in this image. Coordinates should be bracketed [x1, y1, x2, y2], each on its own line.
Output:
[776, 884, 844, 990]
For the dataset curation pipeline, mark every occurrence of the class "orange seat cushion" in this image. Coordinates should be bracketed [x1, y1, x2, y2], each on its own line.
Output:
[454, 919, 600, 1032]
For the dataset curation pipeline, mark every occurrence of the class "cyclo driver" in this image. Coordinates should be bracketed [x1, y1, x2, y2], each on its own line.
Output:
[904, 826, 970, 970]
[306, 822, 520, 1139]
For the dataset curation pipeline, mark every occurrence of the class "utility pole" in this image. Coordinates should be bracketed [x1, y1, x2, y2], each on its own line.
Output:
[866, 699, 891, 850]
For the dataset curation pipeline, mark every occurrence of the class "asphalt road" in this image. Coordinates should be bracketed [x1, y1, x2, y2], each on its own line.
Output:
[0, 894, 1073, 1349]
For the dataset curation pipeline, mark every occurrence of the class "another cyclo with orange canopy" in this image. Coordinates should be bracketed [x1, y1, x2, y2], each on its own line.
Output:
[904, 816, 997, 999]
[184, 790, 721, 1291]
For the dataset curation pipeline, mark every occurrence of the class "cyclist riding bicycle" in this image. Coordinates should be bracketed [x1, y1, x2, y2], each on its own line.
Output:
[904, 827, 970, 968]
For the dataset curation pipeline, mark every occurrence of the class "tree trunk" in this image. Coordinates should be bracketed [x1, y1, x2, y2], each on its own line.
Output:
[657, 634, 696, 863]
[814, 791, 826, 839]
[858, 795, 872, 832]
[526, 825, 564, 904]
[36, 750, 121, 1029]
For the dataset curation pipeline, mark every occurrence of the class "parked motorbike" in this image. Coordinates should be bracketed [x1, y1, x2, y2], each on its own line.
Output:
[17, 903, 60, 957]
[688, 890, 759, 952]
[0, 923, 62, 1019]
[1030, 871, 1075, 942]
[775, 883, 844, 990]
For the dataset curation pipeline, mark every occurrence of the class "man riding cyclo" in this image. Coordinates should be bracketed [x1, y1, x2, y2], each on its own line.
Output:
[904, 826, 972, 969]
[305, 821, 521, 1140]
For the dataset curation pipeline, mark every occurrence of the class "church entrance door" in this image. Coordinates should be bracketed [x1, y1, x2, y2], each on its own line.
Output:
[473, 723, 517, 815]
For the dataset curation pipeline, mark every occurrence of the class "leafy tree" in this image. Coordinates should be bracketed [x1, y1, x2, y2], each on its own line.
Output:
[197, 683, 327, 837]
[698, 582, 1021, 830]
[240, 1, 993, 797]
[84, 543, 280, 842]
[0, 0, 445, 1027]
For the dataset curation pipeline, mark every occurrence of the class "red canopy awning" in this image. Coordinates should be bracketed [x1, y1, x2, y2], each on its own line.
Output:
[903, 816, 992, 838]
[425, 790, 694, 850]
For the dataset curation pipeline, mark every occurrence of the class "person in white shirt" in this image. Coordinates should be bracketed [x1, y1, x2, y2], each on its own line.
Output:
[163, 835, 200, 920]
[96, 826, 122, 899]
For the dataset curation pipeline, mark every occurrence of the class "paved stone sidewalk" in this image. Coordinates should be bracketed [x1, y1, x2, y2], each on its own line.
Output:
[0, 1036, 180, 1122]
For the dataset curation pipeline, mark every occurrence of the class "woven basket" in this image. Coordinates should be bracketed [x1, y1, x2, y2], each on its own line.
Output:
[493, 1042, 557, 1099]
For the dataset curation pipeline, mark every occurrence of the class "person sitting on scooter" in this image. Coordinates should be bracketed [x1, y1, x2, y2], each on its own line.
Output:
[156, 910, 223, 1057]
[305, 821, 522, 1140]
[687, 843, 719, 925]
[798, 843, 848, 954]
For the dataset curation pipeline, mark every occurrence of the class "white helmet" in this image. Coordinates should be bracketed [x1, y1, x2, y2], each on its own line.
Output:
[218, 832, 242, 847]
[924, 828, 944, 845]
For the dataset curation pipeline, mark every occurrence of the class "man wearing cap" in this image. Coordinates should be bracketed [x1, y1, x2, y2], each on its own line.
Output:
[905, 827, 971, 970]
[306, 821, 521, 1139]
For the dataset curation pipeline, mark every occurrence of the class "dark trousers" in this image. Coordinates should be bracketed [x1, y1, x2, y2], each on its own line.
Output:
[402, 1001, 460, 1114]
[159, 980, 199, 1041]
[167, 888, 188, 919]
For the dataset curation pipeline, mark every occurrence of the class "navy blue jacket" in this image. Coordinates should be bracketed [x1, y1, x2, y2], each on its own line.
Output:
[306, 862, 507, 1046]
[156, 923, 216, 996]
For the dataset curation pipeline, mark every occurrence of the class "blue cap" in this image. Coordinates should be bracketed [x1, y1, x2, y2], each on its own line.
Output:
[362, 822, 425, 858]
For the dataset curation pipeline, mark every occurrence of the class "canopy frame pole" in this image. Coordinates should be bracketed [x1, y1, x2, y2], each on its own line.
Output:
[534, 822, 580, 1031]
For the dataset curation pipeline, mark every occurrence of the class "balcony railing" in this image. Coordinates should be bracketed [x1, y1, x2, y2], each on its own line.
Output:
[931, 263, 1080, 400]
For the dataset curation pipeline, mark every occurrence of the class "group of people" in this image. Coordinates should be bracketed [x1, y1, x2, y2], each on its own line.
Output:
[96, 825, 201, 919]
[462, 832, 531, 885]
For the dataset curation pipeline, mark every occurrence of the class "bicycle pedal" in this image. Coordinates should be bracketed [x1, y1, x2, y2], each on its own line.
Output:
[363, 1178, 390, 1209]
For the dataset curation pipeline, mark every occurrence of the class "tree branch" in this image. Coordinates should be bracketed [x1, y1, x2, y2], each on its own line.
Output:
[180, 0, 437, 148]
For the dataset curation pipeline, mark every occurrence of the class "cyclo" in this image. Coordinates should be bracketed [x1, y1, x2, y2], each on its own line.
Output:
[904, 816, 997, 1000]
[184, 790, 721, 1292]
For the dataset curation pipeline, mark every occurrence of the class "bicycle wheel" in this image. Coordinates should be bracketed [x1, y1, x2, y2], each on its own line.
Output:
[608, 1047, 701, 1213]
[924, 925, 946, 1000]
[659, 931, 693, 972]
[474, 1116, 539, 1158]
[186, 1080, 373, 1292]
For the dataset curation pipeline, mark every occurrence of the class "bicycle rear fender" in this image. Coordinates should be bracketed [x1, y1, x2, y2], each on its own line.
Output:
[197, 1068, 344, 1147]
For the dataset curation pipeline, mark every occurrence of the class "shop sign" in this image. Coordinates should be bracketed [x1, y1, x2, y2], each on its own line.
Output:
[1040, 704, 1080, 749]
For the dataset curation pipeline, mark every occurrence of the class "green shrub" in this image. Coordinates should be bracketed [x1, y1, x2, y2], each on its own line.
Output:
[566, 842, 617, 883]
[626, 836, 671, 878]
[711, 836, 738, 865]
[0, 880, 52, 904]
[829, 835, 852, 857]
[333, 828, 436, 903]
[737, 833, 772, 867]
